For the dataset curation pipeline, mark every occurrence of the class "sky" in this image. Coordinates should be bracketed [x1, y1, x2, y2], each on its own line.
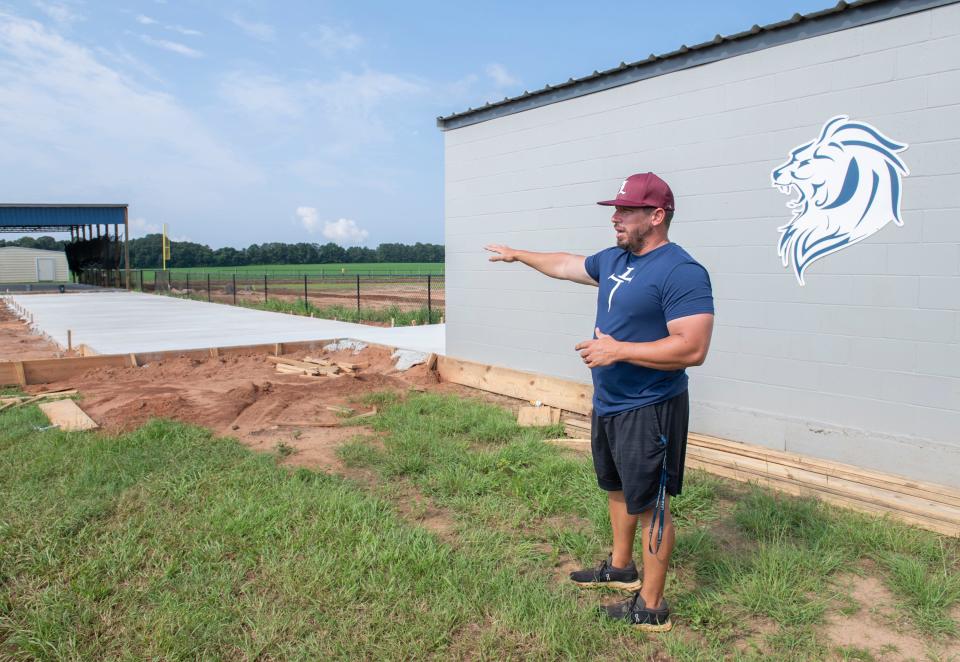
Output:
[0, 0, 837, 249]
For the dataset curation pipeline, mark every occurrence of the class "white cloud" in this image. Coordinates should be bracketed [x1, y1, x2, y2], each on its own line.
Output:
[0, 11, 258, 208]
[486, 63, 519, 88]
[219, 69, 424, 154]
[229, 14, 275, 42]
[322, 218, 368, 244]
[296, 209, 368, 244]
[168, 24, 202, 37]
[135, 13, 201, 37]
[140, 34, 203, 58]
[304, 24, 362, 57]
[219, 72, 303, 118]
[295, 206, 319, 233]
[129, 217, 160, 237]
[32, 1, 80, 26]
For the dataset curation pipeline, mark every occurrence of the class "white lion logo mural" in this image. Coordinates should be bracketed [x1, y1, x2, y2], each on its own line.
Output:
[771, 115, 909, 285]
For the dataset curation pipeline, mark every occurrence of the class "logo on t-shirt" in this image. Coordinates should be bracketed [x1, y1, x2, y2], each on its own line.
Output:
[607, 266, 634, 312]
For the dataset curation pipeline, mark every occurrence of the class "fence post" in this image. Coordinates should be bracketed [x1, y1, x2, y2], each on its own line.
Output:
[207, 274, 211, 302]
[186, 273, 190, 294]
[233, 274, 237, 306]
[154, 271, 158, 291]
[427, 274, 432, 323]
[356, 274, 361, 317]
[303, 274, 308, 310]
[264, 275, 268, 303]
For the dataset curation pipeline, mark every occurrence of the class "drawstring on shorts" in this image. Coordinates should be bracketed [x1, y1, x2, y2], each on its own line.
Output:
[647, 433, 669, 556]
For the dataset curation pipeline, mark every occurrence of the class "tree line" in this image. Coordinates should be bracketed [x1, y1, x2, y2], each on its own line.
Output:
[0, 235, 444, 268]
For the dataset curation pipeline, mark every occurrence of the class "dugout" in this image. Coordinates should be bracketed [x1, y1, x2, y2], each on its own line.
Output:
[437, 0, 960, 489]
[0, 204, 131, 288]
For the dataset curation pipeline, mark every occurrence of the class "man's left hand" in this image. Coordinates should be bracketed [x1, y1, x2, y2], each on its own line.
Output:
[575, 328, 621, 367]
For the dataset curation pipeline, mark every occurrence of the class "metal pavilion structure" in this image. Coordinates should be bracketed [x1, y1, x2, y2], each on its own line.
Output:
[0, 204, 131, 288]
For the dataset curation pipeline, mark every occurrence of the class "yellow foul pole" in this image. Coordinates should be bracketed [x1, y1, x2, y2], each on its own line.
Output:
[162, 224, 169, 271]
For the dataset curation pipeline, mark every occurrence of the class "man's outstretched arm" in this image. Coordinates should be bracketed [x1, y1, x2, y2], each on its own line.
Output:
[484, 244, 598, 286]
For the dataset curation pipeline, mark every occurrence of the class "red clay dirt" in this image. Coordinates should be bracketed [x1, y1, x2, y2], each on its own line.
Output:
[0, 301, 70, 361]
[23, 344, 479, 472]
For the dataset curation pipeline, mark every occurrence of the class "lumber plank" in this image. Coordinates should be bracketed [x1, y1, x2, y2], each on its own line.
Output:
[687, 456, 959, 537]
[0, 339, 345, 387]
[517, 406, 560, 427]
[19, 356, 129, 385]
[267, 356, 338, 372]
[688, 433, 960, 509]
[0, 363, 17, 386]
[37, 400, 99, 431]
[686, 445, 960, 526]
[14, 362, 26, 386]
[438, 355, 592, 415]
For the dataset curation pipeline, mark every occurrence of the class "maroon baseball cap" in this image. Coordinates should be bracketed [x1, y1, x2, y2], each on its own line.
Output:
[597, 172, 675, 210]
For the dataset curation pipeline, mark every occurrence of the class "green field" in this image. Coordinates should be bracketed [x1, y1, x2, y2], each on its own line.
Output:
[2, 390, 958, 659]
[134, 263, 443, 282]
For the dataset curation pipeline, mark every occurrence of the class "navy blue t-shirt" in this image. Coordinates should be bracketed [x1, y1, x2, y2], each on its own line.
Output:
[584, 242, 714, 416]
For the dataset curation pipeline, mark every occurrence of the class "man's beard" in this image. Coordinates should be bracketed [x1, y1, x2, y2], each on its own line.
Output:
[617, 226, 650, 253]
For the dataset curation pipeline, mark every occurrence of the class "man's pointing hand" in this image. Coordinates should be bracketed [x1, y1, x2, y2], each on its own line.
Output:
[484, 244, 517, 262]
[575, 327, 621, 367]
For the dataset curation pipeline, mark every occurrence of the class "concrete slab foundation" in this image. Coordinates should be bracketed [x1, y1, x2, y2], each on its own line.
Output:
[5, 291, 445, 356]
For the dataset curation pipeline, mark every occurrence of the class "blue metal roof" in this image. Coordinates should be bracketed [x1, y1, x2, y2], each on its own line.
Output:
[0, 205, 127, 232]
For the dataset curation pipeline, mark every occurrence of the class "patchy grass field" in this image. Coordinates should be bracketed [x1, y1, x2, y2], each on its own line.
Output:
[1, 391, 958, 660]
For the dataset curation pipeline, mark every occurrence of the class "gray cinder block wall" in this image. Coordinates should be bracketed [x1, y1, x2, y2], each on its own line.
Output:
[441, 1, 960, 487]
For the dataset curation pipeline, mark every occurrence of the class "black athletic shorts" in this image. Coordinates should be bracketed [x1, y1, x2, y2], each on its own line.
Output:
[591, 390, 689, 515]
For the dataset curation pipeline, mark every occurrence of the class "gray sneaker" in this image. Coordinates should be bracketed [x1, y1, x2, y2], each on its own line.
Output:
[601, 594, 673, 632]
[569, 555, 642, 591]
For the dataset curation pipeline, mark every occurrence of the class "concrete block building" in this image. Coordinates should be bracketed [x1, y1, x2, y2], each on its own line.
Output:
[437, 0, 960, 486]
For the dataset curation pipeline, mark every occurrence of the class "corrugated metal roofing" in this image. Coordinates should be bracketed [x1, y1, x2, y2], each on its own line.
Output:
[0, 205, 127, 232]
[437, 0, 957, 130]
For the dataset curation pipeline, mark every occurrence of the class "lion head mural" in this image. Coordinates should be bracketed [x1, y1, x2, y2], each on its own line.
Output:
[771, 115, 909, 285]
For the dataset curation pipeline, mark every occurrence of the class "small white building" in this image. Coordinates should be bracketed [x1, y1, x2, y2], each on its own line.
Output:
[0, 247, 69, 283]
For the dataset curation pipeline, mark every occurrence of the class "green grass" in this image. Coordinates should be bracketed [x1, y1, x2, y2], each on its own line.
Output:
[158, 290, 444, 325]
[2, 390, 958, 660]
[135, 262, 444, 283]
[251, 299, 443, 325]
[0, 400, 653, 659]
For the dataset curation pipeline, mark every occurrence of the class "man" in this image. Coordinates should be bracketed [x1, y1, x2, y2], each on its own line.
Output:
[485, 172, 714, 632]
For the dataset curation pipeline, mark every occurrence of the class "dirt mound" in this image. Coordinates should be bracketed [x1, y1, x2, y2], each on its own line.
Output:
[0, 301, 69, 361]
[29, 344, 442, 471]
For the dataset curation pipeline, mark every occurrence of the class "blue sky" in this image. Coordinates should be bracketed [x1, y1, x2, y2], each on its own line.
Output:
[0, 0, 835, 249]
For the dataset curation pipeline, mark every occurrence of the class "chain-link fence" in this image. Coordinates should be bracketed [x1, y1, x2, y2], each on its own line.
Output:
[92, 270, 445, 326]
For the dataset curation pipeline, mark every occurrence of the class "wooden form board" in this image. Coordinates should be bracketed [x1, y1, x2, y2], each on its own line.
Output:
[437, 355, 592, 415]
[686, 433, 960, 537]
[517, 406, 561, 427]
[0, 338, 351, 387]
[38, 400, 99, 431]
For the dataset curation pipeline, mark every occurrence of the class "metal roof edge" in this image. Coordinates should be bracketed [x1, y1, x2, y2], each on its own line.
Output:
[437, 0, 957, 131]
[0, 203, 128, 208]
